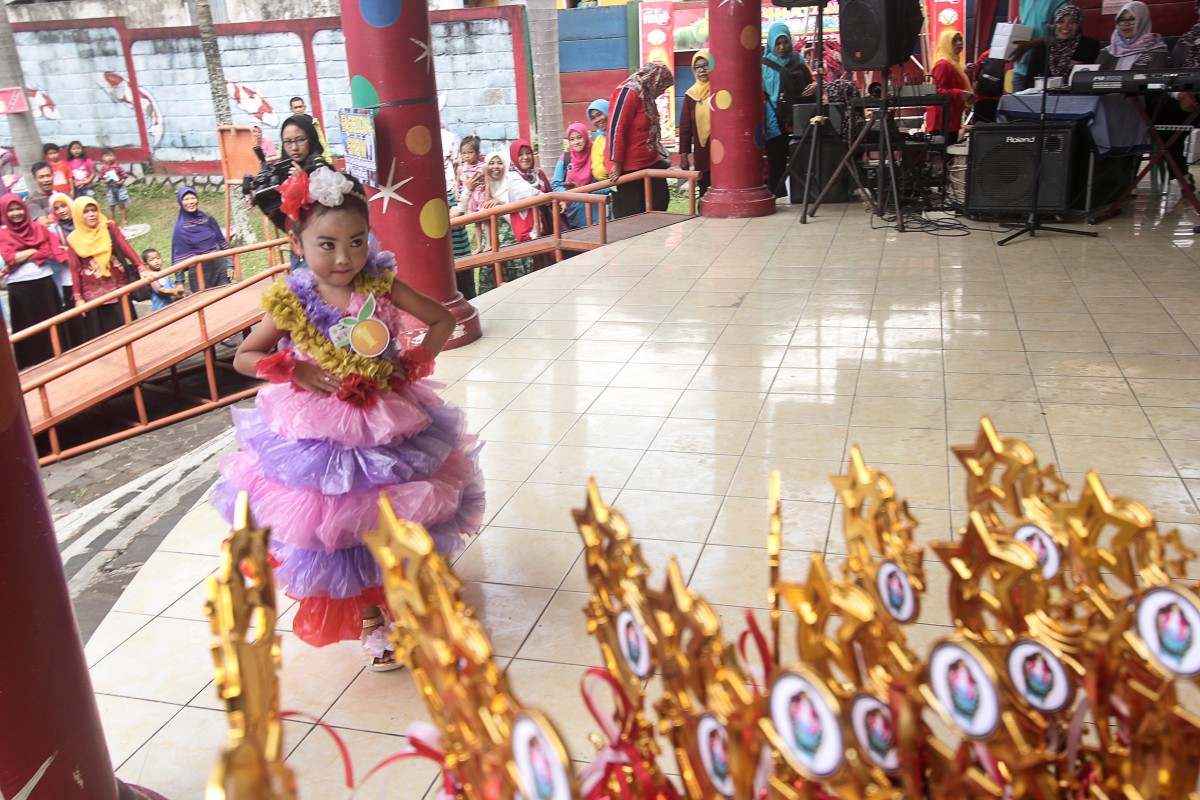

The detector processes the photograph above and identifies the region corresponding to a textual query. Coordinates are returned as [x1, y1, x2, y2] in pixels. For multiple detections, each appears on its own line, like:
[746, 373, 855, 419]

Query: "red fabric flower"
[279, 170, 311, 221]
[335, 372, 379, 408]
[399, 346, 435, 385]
[255, 350, 296, 384]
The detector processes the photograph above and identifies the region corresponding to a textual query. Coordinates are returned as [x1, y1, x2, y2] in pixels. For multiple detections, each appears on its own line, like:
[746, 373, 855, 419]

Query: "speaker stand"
[876, 72, 908, 231]
[997, 50, 1096, 245]
[772, 2, 838, 223]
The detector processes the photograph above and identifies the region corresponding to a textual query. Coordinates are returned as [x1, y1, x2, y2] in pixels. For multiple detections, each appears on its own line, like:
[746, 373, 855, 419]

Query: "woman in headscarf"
[679, 50, 713, 198]
[278, 114, 328, 178]
[42, 190, 84, 350]
[171, 187, 232, 292]
[250, 124, 279, 161]
[65, 196, 146, 340]
[606, 62, 675, 218]
[1028, 5, 1102, 81]
[586, 98, 611, 181]
[927, 29, 975, 145]
[824, 69, 866, 146]
[1099, 1, 1168, 70]
[762, 23, 813, 197]
[508, 139, 553, 242]
[476, 149, 540, 292]
[0, 194, 66, 367]
[553, 122, 600, 229]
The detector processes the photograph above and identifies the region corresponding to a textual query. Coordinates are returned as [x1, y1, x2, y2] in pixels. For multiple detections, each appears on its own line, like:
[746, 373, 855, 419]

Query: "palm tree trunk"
[525, 0, 564, 172]
[0, 5, 42, 176]
[194, 0, 256, 245]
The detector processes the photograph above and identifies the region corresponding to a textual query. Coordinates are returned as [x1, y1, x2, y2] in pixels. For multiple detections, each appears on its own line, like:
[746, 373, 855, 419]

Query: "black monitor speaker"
[789, 126, 849, 205]
[840, 0, 924, 71]
[966, 121, 1076, 216]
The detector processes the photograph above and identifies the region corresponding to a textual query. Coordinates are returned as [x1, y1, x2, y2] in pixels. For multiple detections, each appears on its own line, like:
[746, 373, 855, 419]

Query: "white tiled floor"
[89, 198, 1200, 797]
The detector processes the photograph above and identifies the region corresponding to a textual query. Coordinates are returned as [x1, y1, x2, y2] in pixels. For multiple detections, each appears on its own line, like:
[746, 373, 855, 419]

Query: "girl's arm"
[233, 316, 342, 395]
[68, 249, 85, 303]
[391, 279, 456, 358]
[551, 154, 571, 191]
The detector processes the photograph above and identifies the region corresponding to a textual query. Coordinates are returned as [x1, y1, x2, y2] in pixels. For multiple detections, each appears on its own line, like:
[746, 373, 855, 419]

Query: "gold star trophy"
[364, 497, 579, 800]
[204, 492, 296, 800]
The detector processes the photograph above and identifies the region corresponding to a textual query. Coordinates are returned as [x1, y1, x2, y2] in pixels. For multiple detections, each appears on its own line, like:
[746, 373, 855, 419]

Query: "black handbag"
[108, 224, 151, 302]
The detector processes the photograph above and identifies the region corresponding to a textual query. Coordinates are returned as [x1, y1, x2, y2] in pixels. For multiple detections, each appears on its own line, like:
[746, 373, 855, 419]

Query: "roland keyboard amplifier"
[966, 121, 1076, 216]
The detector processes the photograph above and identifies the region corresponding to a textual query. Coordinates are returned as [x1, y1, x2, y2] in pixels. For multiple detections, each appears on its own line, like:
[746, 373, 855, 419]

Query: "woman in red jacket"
[66, 196, 148, 340]
[606, 62, 675, 219]
[926, 29, 975, 145]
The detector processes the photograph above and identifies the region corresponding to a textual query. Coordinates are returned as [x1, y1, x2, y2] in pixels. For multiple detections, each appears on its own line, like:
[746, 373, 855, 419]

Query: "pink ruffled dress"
[212, 267, 484, 646]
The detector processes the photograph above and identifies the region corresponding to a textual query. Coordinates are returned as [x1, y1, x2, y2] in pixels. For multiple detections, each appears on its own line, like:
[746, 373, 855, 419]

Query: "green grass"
[123, 183, 276, 279]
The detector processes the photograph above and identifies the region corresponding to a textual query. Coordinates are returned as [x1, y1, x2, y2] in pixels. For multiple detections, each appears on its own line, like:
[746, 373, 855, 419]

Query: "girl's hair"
[291, 170, 370, 239]
[67, 141, 85, 157]
[461, 135, 481, 153]
[101, 146, 115, 156]
[43, 143, 59, 155]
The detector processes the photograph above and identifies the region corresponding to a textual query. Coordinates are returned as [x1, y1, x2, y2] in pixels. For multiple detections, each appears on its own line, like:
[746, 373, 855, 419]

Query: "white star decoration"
[1, 753, 55, 800]
[412, 38, 432, 73]
[369, 158, 414, 215]
[718, 0, 744, 12]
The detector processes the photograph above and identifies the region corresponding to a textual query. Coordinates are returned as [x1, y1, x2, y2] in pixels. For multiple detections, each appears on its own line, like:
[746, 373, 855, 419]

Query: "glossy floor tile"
[83, 198, 1200, 797]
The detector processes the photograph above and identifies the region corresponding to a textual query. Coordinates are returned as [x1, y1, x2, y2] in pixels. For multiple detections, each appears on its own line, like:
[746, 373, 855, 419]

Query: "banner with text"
[639, 0, 677, 147]
[338, 108, 377, 188]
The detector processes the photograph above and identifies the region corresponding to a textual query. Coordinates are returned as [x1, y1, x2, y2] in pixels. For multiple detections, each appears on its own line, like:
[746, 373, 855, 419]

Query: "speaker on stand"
[966, 121, 1076, 217]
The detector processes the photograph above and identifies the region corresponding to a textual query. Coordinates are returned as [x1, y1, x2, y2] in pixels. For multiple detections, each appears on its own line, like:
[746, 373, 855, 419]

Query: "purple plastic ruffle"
[231, 403, 466, 495]
[272, 542, 381, 600]
[212, 444, 482, 554]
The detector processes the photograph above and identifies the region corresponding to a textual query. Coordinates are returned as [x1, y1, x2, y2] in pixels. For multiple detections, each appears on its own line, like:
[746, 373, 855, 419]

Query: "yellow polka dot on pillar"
[741, 26, 759, 50]
[420, 198, 449, 239]
[715, 90, 732, 110]
[406, 125, 433, 155]
[711, 139, 724, 165]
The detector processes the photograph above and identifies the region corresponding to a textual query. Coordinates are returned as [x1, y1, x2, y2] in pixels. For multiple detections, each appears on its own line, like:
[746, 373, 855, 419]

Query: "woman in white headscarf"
[475, 149, 541, 292]
[1099, 1, 1168, 70]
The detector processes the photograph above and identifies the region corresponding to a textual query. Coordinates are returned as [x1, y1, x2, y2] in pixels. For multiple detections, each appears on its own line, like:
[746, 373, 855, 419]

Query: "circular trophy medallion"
[876, 560, 918, 623]
[929, 640, 1000, 740]
[849, 693, 899, 773]
[511, 712, 573, 800]
[1006, 638, 1073, 714]
[695, 713, 735, 798]
[769, 668, 845, 780]
[1136, 585, 1200, 677]
[1013, 524, 1061, 580]
[615, 607, 652, 679]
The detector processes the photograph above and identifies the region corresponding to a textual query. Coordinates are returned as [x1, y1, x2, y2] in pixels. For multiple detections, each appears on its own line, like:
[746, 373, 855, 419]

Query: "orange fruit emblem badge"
[341, 295, 391, 357]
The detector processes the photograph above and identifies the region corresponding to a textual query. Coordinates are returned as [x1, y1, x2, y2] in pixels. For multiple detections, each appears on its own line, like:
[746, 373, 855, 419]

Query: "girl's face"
[54, 201, 71, 221]
[486, 155, 505, 180]
[588, 109, 608, 131]
[281, 123, 311, 164]
[82, 204, 99, 227]
[694, 58, 710, 82]
[568, 131, 587, 153]
[1056, 15, 1080, 39]
[517, 146, 534, 172]
[6, 202, 25, 226]
[1116, 11, 1137, 36]
[69, 143, 84, 159]
[292, 206, 369, 288]
[181, 193, 199, 213]
[251, 126, 262, 143]
[774, 35, 791, 59]
[461, 146, 480, 165]
[952, 35, 963, 54]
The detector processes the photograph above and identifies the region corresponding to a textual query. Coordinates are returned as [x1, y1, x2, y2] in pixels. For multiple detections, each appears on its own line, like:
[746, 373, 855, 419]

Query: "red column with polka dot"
[340, 0, 480, 347]
[701, 0, 776, 218]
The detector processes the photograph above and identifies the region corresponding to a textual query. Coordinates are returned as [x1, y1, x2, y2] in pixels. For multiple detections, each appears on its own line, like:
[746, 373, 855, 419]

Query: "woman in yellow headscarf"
[926, 29, 974, 144]
[678, 49, 713, 197]
[65, 195, 147, 339]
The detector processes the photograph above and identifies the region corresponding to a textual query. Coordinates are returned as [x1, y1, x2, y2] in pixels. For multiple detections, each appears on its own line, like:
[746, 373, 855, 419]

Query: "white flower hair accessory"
[308, 166, 355, 208]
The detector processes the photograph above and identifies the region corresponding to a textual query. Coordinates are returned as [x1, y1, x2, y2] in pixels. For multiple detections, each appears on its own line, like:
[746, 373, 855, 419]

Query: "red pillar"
[340, 0, 481, 348]
[701, 0, 776, 219]
[0, 326, 116, 798]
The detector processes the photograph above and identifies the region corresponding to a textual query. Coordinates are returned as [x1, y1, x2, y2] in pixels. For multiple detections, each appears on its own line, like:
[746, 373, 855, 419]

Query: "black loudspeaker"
[840, 0, 924, 71]
[966, 121, 1075, 216]
[789, 128, 849, 204]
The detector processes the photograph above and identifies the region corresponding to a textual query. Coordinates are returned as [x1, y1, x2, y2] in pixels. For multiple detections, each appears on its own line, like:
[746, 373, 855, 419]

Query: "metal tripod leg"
[812, 113, 879, 216]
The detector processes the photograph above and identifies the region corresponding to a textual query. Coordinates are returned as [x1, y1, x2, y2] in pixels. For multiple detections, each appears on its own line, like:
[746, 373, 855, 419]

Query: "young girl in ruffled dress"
[213, 166, 485, 670]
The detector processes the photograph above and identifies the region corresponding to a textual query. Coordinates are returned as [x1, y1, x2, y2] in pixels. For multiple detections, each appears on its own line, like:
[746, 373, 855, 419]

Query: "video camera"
[242, 146, 293, 219]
